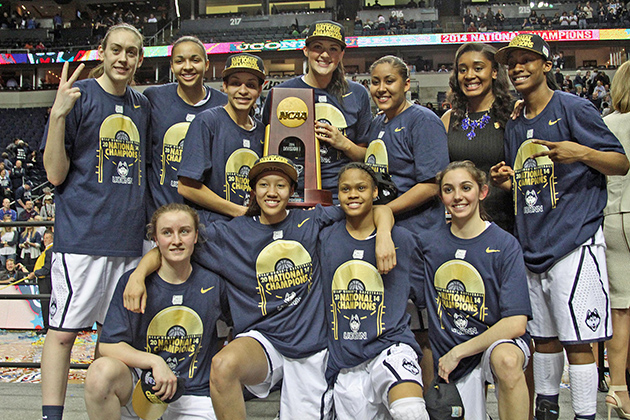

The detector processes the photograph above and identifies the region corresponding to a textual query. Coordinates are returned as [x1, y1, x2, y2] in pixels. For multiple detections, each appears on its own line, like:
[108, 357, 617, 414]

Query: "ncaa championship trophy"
[264, 87, 333, 207]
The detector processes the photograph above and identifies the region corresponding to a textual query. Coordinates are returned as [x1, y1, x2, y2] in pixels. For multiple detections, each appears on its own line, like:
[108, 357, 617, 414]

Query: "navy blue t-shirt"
[41, 78, 149, 257]
[100, 263, 229, 397]
[178, 107, 264, 227]
[504, 91, 625, 273]
[418, 222, 531, 381]
[262, 77, 372, 197]
[366, 105, 449, 235]
[319, 222, 422, 382]
[144, 83, 227, 217]
[196, 205, 344, 359]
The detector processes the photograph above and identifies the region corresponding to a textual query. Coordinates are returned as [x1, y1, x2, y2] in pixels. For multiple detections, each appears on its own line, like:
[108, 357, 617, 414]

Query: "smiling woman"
[262, 20, 372, 200]
[144, 36, 228, 222]
[175, 52, 266, 227]
[40, 23, 150, 420]
[442, 42, 514, 233]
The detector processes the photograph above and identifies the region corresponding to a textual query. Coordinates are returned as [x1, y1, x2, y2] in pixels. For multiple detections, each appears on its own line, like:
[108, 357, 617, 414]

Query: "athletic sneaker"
[535, 400, 559, 420]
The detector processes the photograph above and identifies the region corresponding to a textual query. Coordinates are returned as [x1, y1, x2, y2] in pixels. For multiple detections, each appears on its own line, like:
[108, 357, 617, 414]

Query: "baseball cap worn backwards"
[306, 20, 346, 49]
[249, 155, 299, 188]
[495, 33, 551, 65]
[222, 53, 266, 81]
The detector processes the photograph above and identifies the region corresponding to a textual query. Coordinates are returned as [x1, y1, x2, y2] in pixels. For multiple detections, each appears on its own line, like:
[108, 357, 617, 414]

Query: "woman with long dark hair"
[441, 42, 514, 232]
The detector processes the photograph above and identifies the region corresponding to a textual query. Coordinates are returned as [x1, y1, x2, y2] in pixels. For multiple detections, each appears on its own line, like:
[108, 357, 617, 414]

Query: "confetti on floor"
[0, 329, 96, 383]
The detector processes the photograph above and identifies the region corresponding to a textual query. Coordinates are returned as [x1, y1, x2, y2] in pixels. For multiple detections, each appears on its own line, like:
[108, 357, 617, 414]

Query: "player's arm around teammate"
[85, 204, 227, 420]
[321, 162, 428, 420]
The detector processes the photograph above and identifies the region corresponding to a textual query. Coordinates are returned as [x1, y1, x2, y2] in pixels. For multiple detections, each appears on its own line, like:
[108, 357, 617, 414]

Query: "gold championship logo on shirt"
[225, 148, 259, 204]
[513, 139, 557, 215]
[161, 122, 189, 186]
[146, 306, 204, 379]
[277, 97, 308, 128]
[230, 54, 264, 73]
[98, 114, 141, 185]
[255, 240, 313, 316]
[311, 22, 343, 42]
[331, 260, 385, 341]
[364, 140, 389, 175]
[434, 260, 487, 335]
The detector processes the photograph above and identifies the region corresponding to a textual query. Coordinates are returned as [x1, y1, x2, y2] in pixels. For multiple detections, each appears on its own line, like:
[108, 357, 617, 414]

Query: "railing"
[146, 18, 180, 46]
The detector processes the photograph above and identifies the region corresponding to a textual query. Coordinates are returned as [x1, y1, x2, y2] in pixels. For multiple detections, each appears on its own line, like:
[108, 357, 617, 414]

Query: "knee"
[84, 358, 124, 401]
[210, 351, 241, 391]
[492, 351, 524, 387]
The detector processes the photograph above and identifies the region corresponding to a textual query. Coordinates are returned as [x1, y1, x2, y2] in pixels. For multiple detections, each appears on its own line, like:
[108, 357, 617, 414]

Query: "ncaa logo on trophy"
[264, 87, 333, 207]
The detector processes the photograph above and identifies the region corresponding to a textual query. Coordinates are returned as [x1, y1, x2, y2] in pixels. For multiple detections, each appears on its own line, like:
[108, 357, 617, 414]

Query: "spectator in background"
[495, 8, 505, 29]
[540, 13, 551, 28]
[40, 195, 55, 221]
[0, 198, 16, 221]
[0, 168, 11, 199]
[14, 181, 32, 217]
[554, 67, 564, 85]
[0, 258, 28, 284]
[11, 160, 25, 190]
[560, 10, 570, 25]
[18, 200, 37, 221]
[19, 219, 41, 271]
[3, 153, 13, 171]
[0, 214, 18, 266]
[27, 229, 53, 332]
[569, 10, 579, 25]
[574, 69, 585, 89]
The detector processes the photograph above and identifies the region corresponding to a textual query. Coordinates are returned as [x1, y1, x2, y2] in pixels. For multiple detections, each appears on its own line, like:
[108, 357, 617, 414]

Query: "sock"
[568, 363, 597, 418]
[42, 405, 64, 420]
[533, 351, 564, 402]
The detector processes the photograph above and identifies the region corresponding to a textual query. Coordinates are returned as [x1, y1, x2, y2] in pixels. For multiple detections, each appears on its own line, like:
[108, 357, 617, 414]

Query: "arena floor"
[0, 330, 615, 419]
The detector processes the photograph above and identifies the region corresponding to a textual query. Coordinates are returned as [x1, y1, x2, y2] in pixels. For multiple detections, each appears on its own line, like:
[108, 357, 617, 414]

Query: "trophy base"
[288, 189, 333, 208]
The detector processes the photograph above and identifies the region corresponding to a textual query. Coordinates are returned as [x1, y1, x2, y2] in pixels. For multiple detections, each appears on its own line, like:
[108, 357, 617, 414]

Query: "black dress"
[447, 109, 515, 233]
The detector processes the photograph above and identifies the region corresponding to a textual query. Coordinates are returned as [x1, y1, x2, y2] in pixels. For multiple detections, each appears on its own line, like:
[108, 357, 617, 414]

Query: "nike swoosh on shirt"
[134, 104, 141, 109]
[298, 218, 310, 228]
[342, 92, 353, 97]
[201, 286, 215, 294]
[548, 118, 561, 125]
[394, 127, 405, 132]
[485, 247, 500, 253]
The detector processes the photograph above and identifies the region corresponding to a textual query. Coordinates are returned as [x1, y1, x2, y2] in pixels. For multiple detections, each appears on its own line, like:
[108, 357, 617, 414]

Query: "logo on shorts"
[50, 299, 57, 317]
[402, 358, 420, 375]
[585, 308, 601, 331]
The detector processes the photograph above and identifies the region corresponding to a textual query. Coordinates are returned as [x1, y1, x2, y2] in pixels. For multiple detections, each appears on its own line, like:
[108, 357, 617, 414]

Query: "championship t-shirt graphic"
[225, 148, 258, 205]
[330, 260, 385, 342]
[160, 122, 188, 187]
[146, 306, 204, 379]
[434, 259, 487, 336]
[98, 114, 142, 185]
[512, 139, 557, 216]
[255, 240, 313, 316]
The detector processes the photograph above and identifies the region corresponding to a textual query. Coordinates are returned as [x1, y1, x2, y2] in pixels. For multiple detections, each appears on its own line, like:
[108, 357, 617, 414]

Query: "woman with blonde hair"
[603, 60, 630, 420]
